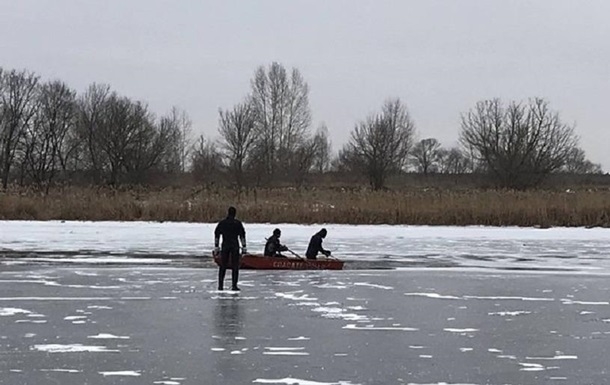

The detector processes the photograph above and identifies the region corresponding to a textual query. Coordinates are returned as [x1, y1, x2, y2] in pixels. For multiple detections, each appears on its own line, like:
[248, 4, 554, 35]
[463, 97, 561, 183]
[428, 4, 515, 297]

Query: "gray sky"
[2, 0, 609, 170]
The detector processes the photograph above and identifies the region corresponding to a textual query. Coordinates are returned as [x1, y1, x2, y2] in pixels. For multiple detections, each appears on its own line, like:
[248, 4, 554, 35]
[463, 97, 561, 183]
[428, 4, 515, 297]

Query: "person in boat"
[264, 228, 289, 258]
[214, 206, 247, 291]
[305, 228, 331, 260]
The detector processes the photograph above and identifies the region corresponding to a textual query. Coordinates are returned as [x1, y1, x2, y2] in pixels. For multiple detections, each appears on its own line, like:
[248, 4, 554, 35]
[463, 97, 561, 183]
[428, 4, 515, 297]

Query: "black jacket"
[305, 231, 328, 259]
[214, 216, 246, 249]
[264, 235, 288, 257]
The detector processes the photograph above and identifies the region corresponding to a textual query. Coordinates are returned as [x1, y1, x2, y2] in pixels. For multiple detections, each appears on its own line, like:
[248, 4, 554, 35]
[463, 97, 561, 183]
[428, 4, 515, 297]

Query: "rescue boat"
[212, 252, 344, 270]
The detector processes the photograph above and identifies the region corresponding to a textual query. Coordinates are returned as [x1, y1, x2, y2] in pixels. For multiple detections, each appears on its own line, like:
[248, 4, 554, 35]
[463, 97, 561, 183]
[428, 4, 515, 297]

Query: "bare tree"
[342, 98, 415, 190]
[78, 90, 170, 185]
[437, 147, 472, 174]
[191, 135, 224, 183]
[218, 101, 256, 188]
[158, 107, 193, 173]
[22, 80, 77, 191]
[0, 69, 39, 189]
[410, 138, 442, 174]
[312, 123, 332, 173]
[460, 98, 578, 189]
[287, 138, 317, 187]
[334, 146, 364, 173]
[76, 83, 111, 180]
[249, 62, 312, 182]
[562, 147, 602, 174]
[106, 97, 168, 184]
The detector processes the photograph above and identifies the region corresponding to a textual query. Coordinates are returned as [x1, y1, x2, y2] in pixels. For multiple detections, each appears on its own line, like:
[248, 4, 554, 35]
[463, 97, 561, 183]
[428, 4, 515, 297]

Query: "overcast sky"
[2, 1, 609, 170]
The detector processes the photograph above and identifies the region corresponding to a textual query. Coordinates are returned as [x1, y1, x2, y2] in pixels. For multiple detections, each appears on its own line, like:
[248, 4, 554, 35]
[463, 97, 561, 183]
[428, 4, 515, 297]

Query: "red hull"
[212, 252, 344, 270]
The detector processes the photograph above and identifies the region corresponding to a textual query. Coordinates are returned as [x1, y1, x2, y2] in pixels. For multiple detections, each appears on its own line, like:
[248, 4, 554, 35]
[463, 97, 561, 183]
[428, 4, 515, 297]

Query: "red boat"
[212, 252, 344, 270]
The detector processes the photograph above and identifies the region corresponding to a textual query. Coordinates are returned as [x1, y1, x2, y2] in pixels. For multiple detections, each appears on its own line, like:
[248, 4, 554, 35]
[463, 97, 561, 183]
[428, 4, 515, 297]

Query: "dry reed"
[1, 186, 609, 227]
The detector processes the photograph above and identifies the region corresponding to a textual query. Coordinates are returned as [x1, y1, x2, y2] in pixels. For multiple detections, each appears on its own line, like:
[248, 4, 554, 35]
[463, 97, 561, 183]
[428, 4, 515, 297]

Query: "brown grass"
[1, 186, 609, 227]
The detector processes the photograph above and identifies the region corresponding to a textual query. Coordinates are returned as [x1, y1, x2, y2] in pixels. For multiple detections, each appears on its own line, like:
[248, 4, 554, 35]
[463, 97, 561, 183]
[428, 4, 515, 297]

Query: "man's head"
[273, 228, 281, 237]
[320, 228, 327, 238]
[227, 206, 237, 218]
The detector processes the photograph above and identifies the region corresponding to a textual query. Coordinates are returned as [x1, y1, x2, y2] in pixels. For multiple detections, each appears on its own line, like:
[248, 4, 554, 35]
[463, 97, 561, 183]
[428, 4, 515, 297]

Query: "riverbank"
[1, 186, 609, 227]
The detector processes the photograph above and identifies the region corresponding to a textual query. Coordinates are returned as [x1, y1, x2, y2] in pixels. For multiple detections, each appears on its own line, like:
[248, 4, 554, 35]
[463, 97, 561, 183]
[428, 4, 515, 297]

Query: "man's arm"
[214, 223, 221, 248]
[317, 237, 330, 256]
[239, 222, 247, 252]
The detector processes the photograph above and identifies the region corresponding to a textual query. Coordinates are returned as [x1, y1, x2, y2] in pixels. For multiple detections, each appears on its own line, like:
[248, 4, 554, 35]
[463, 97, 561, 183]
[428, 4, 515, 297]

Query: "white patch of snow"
[74, 271, 99, 276]
[519, 362, 545, 371]
[406, 383, 478, 385]
[464, 295, 553, 302]
[265, 347, 306, 351]
[404, 293, 461, 300]
[353, 282, 393, 290]
[444, 328, 478, 333]
[88, 333, 129, 339]
[32, 344, 119, 353]
[343, 324, 418, 331]
[0, 297, 113, 301]
[262, 352, 310, 356]
[0, 308, 32, 316]
[253, 379, 361, 385]
[40, 369, 81, 373]
[276, 292, 318, 301]
[497, 355, 516, 359]
[99, 370, 141, 376]
[488, 311, 531, 316]
[64, 316, 87, 320]
[561, 299, 609, 305]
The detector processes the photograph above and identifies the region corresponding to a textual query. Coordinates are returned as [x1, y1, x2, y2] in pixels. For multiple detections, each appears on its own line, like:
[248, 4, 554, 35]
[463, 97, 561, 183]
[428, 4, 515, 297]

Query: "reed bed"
[1, 186, 609, 227]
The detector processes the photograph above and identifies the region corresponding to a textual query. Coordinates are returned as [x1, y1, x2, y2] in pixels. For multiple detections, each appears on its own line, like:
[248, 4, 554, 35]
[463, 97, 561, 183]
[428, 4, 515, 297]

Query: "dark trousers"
[218, 247, 240, 289]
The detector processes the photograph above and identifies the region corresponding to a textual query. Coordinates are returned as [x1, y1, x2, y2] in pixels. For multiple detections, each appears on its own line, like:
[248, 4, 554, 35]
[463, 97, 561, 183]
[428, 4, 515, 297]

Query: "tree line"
[0, 63, 602, 193]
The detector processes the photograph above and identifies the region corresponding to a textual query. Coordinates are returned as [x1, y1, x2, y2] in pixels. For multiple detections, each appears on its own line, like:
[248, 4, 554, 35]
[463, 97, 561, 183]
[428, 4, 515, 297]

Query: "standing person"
[214, 206, 247, 291]
[305, 228, 331, 260]
[264, 228, 288, 257]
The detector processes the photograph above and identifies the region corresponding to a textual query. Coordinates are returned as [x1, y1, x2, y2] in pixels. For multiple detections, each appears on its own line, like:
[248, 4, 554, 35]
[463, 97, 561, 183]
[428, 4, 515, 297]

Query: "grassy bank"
[1, 186, 609, 227]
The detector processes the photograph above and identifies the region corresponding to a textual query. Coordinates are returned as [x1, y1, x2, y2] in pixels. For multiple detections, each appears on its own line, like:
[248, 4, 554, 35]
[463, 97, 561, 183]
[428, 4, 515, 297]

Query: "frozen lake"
[1, 221, 610, 384]
[2, 221, 610, 273]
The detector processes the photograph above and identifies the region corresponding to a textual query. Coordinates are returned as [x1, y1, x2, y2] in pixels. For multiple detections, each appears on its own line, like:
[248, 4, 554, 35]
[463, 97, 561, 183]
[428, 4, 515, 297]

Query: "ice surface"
[2, 221, 609, 384]
[3, 220, 610, 272]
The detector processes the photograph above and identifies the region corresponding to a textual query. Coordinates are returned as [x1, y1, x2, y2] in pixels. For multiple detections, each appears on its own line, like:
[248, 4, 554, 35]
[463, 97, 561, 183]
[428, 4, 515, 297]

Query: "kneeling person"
[305, 228, 331, 260]
[264, 228, 289, 258]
